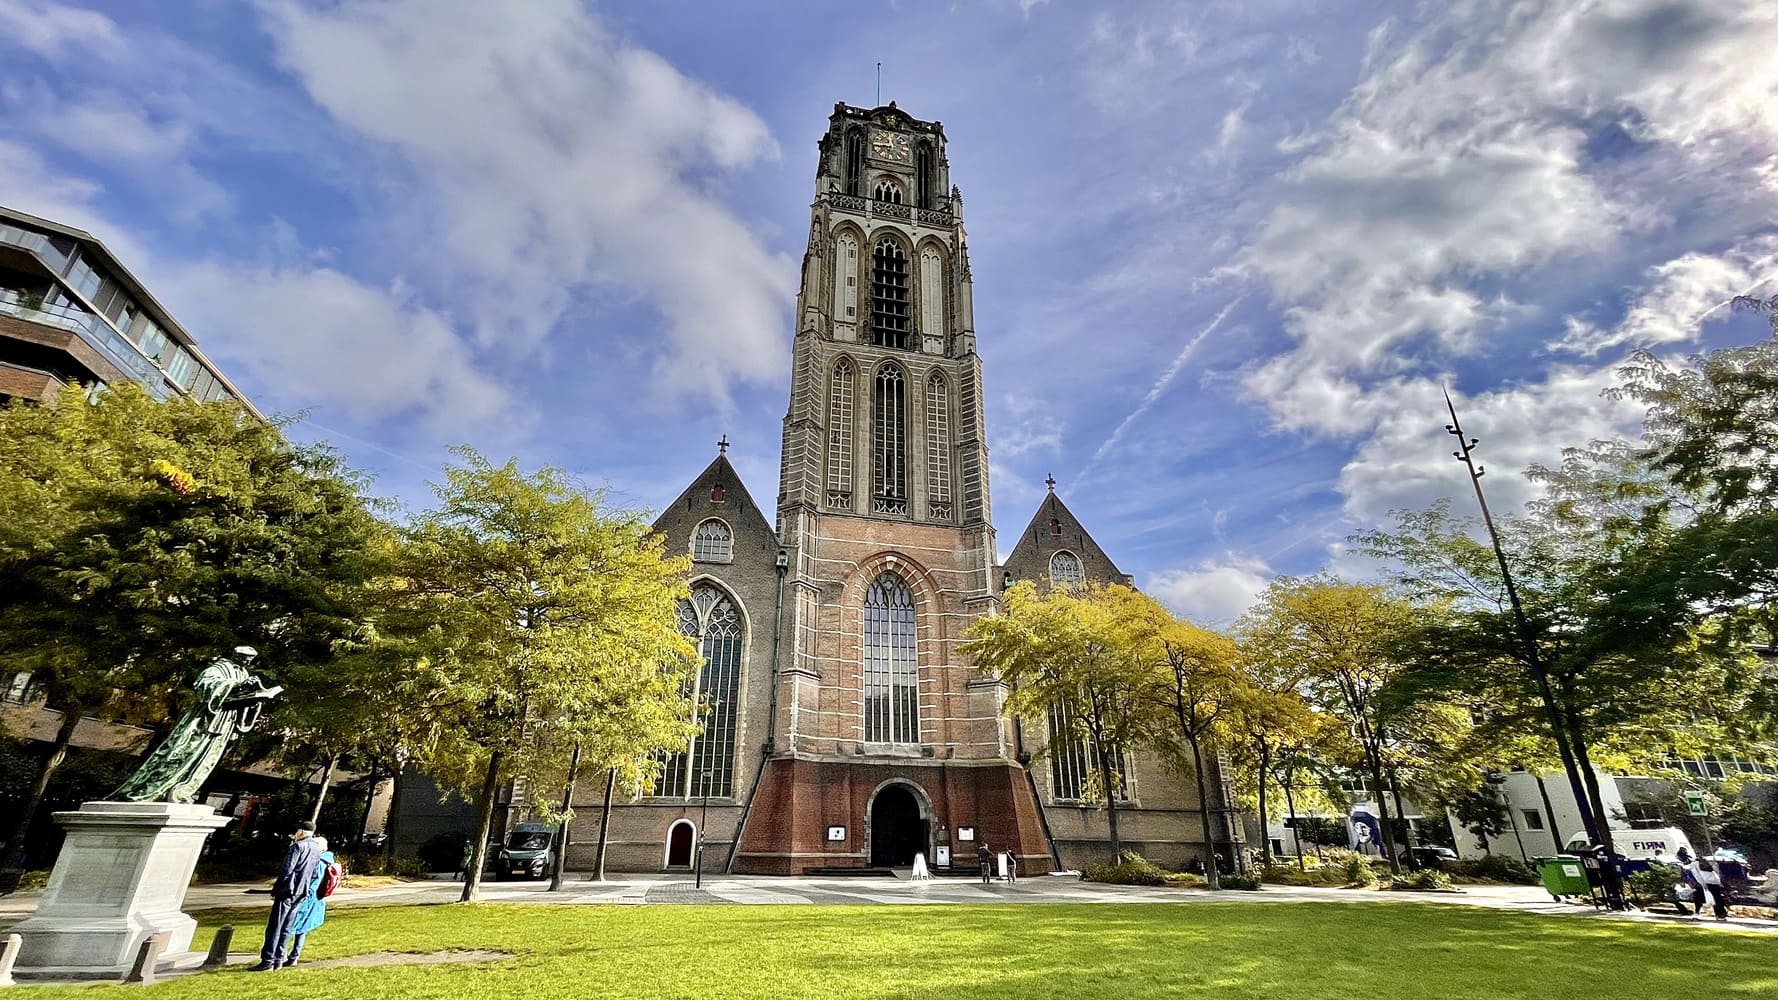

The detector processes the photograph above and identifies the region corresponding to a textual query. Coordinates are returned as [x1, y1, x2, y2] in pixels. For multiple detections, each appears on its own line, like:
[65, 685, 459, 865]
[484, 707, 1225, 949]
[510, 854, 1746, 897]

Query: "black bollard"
[203, 925, 235, 969]
[125, 931, 172, 985]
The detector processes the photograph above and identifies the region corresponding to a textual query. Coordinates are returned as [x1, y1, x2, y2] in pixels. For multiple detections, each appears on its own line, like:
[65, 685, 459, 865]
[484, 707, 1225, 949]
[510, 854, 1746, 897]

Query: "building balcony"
[0, 359, 66, 402]
[826, 193, 954, 227]
[0, 289, 177, 397]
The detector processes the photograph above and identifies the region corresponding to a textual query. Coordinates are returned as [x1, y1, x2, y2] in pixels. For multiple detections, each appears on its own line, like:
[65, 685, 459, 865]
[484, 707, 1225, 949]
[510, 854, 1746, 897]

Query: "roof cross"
[717, 435, 730, 456]
[1045, 474, 1057, 492]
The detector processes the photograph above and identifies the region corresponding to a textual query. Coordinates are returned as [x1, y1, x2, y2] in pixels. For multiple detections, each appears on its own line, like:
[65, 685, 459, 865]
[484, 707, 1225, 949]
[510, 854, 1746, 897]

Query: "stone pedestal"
[11, 801, 229, 978]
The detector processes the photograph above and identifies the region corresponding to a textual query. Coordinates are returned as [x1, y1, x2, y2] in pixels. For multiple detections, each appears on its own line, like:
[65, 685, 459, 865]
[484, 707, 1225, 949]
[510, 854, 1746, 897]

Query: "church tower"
[735, 103, 1048, 874]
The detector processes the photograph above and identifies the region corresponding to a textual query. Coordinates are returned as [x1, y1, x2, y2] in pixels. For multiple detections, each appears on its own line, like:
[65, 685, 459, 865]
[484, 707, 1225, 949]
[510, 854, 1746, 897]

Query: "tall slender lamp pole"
[695, 769, 712, 889]
[1444, 390, 1601, 846]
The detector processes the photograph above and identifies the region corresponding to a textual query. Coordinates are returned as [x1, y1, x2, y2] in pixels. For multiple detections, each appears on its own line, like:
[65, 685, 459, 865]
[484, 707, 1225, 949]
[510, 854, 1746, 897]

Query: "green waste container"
[1536, 856, 1591, 899]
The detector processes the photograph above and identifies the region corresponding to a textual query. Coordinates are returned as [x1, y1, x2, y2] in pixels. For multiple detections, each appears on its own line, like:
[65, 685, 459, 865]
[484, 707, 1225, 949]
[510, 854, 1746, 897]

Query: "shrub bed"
[1081, 851, 1171, 886]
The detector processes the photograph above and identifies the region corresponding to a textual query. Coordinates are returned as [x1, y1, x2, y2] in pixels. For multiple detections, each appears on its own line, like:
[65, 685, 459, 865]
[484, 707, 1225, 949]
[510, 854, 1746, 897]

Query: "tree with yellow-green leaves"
[0, 382, 383, 872]
[378, 448, 699, 902]
[962, 581, 1154, 861]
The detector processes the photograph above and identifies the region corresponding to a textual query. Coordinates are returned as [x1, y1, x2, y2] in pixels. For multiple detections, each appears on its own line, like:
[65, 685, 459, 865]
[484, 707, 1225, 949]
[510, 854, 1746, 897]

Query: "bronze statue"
[113, 647, 282, 804]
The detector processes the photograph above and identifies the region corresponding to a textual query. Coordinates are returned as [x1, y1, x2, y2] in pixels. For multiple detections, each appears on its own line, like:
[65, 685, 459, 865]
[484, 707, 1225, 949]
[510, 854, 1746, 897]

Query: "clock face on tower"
[870, 129, 911, 162]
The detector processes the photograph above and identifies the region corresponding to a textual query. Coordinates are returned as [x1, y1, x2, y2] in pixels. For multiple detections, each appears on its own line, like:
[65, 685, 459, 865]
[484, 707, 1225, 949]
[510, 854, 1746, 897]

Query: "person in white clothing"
[1693, 858, 1728, 920]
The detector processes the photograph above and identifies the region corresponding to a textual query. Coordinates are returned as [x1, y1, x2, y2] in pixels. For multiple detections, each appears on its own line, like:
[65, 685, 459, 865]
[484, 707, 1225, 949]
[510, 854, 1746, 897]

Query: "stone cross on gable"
[1045, 474, 1056, 492]
[718, 435, 730, 456]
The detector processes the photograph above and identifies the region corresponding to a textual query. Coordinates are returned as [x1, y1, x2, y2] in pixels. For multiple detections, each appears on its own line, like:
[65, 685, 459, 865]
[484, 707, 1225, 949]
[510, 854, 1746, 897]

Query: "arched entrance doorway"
[665, 821, 694, 869]
[869, 783, 928, 867]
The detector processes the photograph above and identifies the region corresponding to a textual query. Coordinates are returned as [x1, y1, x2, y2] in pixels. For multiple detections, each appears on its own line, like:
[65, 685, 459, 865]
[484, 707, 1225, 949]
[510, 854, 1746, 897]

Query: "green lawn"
[31, 901, 1778, 999]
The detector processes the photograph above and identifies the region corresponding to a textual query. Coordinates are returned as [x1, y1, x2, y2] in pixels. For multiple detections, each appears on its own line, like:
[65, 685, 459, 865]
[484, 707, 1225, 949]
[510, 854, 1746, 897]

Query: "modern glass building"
[0, 205, 256, 413]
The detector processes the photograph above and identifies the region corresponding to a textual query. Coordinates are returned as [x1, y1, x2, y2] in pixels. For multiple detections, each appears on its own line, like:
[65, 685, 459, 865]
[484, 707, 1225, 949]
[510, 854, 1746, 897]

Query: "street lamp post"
[1443, 390, 1603, 849]
[695, 769, 713, 889]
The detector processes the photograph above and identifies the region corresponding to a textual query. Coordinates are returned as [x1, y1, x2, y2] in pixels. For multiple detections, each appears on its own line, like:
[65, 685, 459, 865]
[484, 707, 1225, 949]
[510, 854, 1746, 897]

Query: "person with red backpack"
[284, 835, 341, 967]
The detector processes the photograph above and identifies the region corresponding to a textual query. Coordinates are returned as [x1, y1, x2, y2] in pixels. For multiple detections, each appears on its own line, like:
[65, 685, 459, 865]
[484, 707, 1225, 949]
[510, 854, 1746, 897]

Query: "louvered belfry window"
[873, 364, 906, 514]
[871, 240, 910, 348]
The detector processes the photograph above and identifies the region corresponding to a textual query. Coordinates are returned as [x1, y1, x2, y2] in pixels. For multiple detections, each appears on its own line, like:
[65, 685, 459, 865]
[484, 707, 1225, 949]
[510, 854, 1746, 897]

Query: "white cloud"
[997, 393, 1064, 457]
[158, 262, 514, 436]
[1236, 0, 1778, 440]
[1148, 555, 1272, 626]
[0, 0, 121, 57]
[257, 0, 794, 407]
[1555, 235, 1778, 355]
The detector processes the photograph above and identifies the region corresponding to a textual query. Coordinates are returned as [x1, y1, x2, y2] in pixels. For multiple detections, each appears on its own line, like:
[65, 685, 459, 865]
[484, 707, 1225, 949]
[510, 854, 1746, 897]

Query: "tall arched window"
[925, 372, 951, 520]
[1047, 701, 1130, 802]
[843, 128, 865, 196]
[870, 240, 910, 348]
[827, 359, 855, 509]
[873, 364, 906, 515]
[692, 519, 732, 562]
[1049, 550, 1084, 588]
[654, 584, 744, 799]
[863, 572, 918, 744]
[916, 142, 936, 209]
[833, 233, 858, 324]
[918, 247, 945, 341]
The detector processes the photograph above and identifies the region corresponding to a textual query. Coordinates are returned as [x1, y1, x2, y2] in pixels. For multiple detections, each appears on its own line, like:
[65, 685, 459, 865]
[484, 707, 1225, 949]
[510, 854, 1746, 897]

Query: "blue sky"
[2, 0, 1774, 624]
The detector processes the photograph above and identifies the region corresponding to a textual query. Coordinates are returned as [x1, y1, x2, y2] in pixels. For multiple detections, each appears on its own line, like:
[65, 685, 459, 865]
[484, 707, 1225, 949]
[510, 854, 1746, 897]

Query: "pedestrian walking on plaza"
[1003, 850, 1017, 884]
[1676, 848, 1707, 916]
[456, 838, 473, 881]
[284, 837, 339, 967]
[1695, 858, 1729, 920]
[252, 821, 323, 971]
[977, 843, 992, 885]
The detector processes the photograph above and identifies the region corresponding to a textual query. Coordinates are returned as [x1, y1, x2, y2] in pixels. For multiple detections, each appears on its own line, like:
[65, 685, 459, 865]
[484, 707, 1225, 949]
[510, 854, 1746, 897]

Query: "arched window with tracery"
[918, 247, 945, 341]
[870, 240, 910, 348]
[1049, 550, 1084, 588]
[874, 180, 903, 204]
[916, 142, 936, 209]
[833, 233, 858, 325]
[827, 359, 855, 509]
[843, 128, 865, 196]
[653, 584, 743, 799]
[692, 518, 731, 562]
[926, 372, 951, 520]
[863, 572, 918, 744]
[873, 363, 906, 515]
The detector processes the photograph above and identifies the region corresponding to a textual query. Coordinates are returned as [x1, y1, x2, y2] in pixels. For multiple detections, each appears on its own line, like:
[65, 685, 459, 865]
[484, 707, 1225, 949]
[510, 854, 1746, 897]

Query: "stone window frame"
[691, 517, 733, 563]
[1048, 549, 1084, 588]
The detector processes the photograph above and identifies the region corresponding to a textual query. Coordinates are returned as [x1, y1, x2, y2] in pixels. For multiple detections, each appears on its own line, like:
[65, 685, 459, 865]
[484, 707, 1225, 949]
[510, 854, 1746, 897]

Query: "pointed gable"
[1001, 487, 1132, 590]
[653, 453, 778, 566]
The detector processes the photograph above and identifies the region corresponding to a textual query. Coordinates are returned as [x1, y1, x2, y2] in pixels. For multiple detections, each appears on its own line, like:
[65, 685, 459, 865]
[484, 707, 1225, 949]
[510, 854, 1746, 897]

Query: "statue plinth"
[11, 801, 230, 979]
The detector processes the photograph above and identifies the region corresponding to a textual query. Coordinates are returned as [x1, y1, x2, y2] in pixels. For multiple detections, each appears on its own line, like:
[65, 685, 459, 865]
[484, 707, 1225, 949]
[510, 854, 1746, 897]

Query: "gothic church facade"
[576, 103, 1231, 875]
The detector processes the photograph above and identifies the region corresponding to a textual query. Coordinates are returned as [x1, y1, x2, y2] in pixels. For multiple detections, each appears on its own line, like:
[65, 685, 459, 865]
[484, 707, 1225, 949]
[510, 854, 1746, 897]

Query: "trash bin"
[1536, 856, 1591, 900]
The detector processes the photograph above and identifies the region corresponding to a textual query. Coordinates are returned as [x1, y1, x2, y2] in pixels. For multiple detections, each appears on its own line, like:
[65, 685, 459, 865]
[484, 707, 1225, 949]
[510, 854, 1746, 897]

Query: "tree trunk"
[1255, 744, 1272, 869]
[383, 764, 406, 864]
[355, 762, 380, 847]
[1568, 730, 1617, 856]
[2, 707, 82, 870]
[307, 754, 338, 828]
[1282, 777, 1305, 870]
[460, 751, 502, 903]
[1531, 771, 1561, 855]
[1096, 735, 1121, 860]
[593, 768, 617, 882]
[1367, 754, 1402, 874]
[1187, 733, 1220, 890]
[549, 743, 582, 892]
[1387, 767, 1415, 869]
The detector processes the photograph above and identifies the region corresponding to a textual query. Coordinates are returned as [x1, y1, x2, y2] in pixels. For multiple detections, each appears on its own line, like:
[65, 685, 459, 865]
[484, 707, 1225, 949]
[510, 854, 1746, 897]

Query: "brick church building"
[400, 102, 1235, 875]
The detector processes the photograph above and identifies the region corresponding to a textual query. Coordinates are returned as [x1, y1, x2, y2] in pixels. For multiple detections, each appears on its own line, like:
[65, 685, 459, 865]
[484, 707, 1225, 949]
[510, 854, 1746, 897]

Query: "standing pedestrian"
[253, 821, 323, 971]
[1003, 850, 1018, 884]
[456, 838, 473, 882]
[976, 842, 992, 885]
[1695, 858, 1729, 921]
[283, 836, 337, 967]
[1677, 848, 1707, 916]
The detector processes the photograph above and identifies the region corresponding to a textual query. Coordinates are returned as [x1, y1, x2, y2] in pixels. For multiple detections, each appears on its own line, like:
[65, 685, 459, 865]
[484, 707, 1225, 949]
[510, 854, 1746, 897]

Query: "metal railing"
[0, 223, 72, 274]
[0, 290, 175, 396]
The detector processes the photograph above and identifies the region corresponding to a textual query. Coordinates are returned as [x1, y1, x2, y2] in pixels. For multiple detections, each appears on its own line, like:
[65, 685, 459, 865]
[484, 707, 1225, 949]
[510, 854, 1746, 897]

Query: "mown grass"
[28, 900, 1778, 999]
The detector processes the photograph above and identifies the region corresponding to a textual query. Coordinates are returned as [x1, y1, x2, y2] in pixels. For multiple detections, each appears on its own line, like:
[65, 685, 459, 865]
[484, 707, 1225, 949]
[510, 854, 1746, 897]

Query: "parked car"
[1402, 846, 1460, 870]
[495, 822, 557, 880]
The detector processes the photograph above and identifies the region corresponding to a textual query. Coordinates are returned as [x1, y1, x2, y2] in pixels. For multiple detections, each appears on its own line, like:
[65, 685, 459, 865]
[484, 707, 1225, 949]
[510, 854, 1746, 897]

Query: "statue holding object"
[113, 647, 282, 805]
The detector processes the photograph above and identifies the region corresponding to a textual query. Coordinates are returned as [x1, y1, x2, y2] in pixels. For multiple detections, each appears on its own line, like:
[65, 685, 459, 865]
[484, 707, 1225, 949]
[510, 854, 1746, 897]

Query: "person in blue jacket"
[284, 836, 335, 967]
[253, 821, 322, 971]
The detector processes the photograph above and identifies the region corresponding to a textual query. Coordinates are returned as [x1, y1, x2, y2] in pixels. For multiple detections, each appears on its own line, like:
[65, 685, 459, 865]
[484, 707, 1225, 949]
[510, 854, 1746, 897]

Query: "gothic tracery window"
[873, 364, 906, 514]
[1047, 701, 1130, 802]
[925, 372, 951, 519]
[654, 584, 743, 799]
[1049, 550, 1084, 588]
[874, 180, 903, 204]
[916, 143, 936, 209]
[827, 359, 855, 508]
[863, 572, 919, 744]
[692, 518, 732, 562]
[870, 240, 910, 348]
[843, 128, 865, 196]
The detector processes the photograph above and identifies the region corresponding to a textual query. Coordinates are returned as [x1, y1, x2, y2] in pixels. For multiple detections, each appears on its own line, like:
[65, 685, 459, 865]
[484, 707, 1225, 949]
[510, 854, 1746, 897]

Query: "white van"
[1562, 827, 1696, 862]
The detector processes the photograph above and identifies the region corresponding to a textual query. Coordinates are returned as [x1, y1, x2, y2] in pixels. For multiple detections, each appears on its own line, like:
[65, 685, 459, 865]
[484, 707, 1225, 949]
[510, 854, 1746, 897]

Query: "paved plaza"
[5, 872, 1772, 934]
